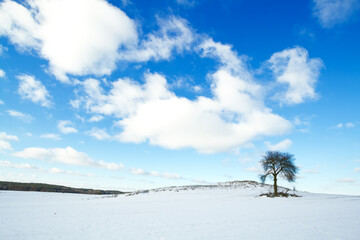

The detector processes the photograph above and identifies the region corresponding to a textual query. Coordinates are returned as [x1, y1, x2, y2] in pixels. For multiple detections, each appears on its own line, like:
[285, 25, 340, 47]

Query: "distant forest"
[0, 181, 126, 195]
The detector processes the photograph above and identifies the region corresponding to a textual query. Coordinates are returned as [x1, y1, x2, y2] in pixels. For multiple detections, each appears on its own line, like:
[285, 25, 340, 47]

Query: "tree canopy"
[259, 151, 299, 196]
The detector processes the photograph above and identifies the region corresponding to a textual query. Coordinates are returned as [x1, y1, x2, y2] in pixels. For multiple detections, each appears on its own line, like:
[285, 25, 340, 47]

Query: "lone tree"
[259, 151, 298, 196]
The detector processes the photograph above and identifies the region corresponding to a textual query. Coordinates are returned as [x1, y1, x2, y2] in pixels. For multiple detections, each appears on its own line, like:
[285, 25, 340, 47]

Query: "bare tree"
[259, 151, 298, 196]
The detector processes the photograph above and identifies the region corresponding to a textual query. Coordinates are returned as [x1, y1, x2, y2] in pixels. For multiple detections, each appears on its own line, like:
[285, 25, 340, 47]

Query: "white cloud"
[0, 160, 34, 170]
[176, 0, 196, 7]
[7, 109, 33, 122]
[118, 17, 194, 62]
[294, 116, 310, 126]
[88, 115, 104, 122]
[0, 0, 40, 49]
[130, 167, 181, 180]
[0, 132, 19, 151]
[161, 172, 181, 180]
[0, 2, 195, 83]
[0, 160, 93, 177]
[0, 45, 7, 78]
[334, 122, 356, 128]
[40, 133, 61, 140]
[49, 167, 64, 174]
[337, 177, 356, 183]
[264, 139, 293, 151]
[88, 128, 112, 140]
[17, 74, 52, 107]
[313, 0, 360, 28]
[346, 122, 356, 128]
[193, 85, 202, 92]
[73, 39, 293, 153]
[57, 120, 78, 134]
[120, 0, 132, 7]
[0, 0, 138, 82]
[198, 38, 247, 72]
[48, 167, 90, 176]
[0, 99, 4, 104]
[0, 44, 5, 55]
[0, 132, 20, 141]
[75, 114, 85, 123]
[355, 167, 360, 172]
[74, 74, 291, 153]
[130, 168, 147, 175]
[268, 47, 323, 105]
[293, 116, 312, 132]
[13, 146, 123, 170]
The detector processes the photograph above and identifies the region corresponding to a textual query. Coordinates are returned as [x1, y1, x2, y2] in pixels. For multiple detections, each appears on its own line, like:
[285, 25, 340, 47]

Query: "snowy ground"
[1, 182, 359, 240]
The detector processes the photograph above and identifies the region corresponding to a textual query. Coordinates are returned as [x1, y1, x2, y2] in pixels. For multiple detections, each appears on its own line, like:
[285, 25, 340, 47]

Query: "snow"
[1, 182, 359, 240]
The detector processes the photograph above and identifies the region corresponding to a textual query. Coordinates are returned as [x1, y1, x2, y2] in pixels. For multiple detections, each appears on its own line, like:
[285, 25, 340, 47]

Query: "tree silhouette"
[259, 151, 298, 196]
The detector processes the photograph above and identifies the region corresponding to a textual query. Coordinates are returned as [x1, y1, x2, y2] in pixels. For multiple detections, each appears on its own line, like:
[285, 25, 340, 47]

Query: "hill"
[0, 181, 126, 195]
[128, 180, 290, 196]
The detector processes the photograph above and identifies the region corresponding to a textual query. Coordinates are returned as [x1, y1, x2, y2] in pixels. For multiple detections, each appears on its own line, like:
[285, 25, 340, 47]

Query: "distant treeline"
[0, 181, 126, 195]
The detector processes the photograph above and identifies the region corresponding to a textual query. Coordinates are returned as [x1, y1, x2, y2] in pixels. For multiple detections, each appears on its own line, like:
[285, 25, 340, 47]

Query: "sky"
[0, 0, 359, 195]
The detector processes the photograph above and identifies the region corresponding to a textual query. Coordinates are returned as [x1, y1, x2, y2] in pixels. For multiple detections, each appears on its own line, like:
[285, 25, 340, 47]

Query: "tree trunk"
[273, 175, 278, 196]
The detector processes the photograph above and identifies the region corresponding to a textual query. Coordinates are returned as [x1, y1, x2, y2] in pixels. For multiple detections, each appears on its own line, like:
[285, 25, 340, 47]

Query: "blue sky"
[0, 0, 359, 194]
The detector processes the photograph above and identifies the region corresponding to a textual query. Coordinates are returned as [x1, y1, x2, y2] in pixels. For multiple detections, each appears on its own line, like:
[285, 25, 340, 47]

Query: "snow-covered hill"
[1, 182, 359, 240]
[128, 180, 290, 196]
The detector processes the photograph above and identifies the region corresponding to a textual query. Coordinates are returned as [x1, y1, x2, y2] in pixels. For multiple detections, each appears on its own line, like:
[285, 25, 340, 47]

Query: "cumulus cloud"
[264, 139, 293, 151]
[57, 120, 78, 134]
[118, 16, 194, 62]
[40, 133, 61, 140]
[13, 146, 123, 170]
[0, 69, 5, 77]
[0, 132, 19, 151]
[0, 0, 40, 49]
[7, 109, 33, 122]
[313, 0, 360, 28]
[198, 38, 247, 71]
[0, 0, 138, 82]
[267, 47, 323, 105]
[17, 74, 52, 107]
[0, 1, 195, 82]
[72, 39, 293, 153]
[130, 167, 181, 180]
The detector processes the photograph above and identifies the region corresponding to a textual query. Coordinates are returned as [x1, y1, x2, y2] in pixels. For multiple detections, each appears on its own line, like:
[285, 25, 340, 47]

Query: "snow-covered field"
[1, 182, 359, 240]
